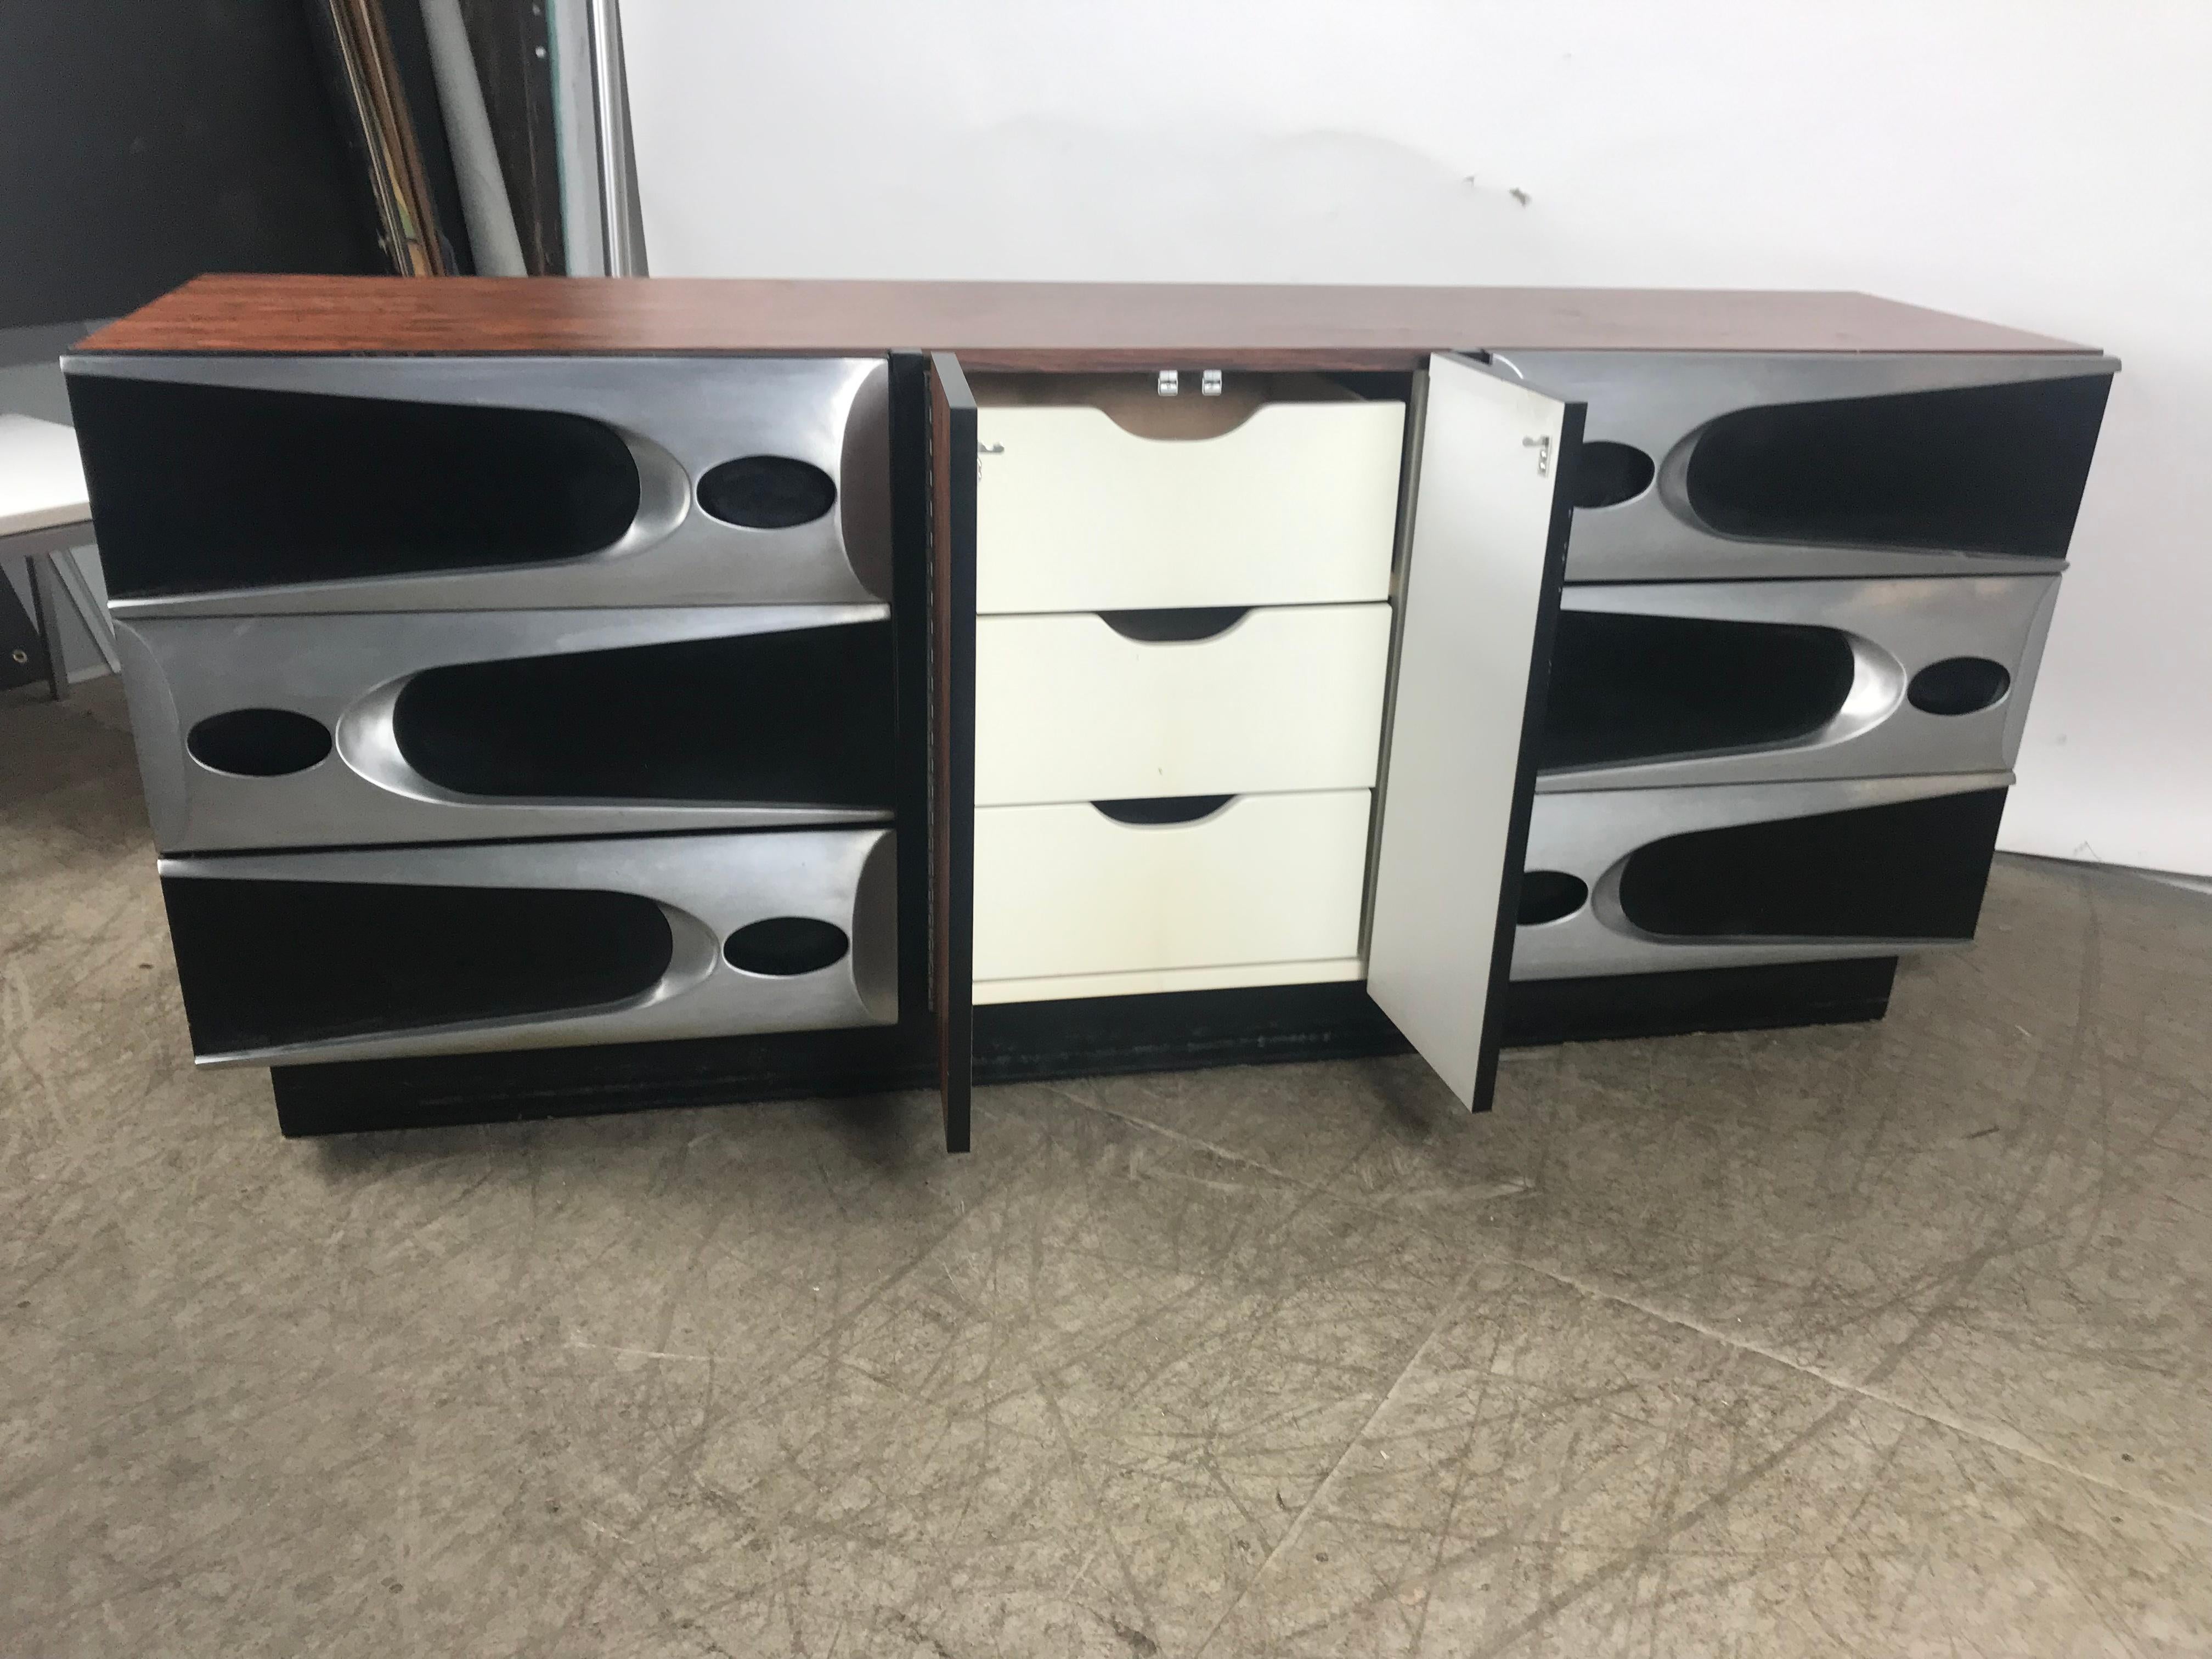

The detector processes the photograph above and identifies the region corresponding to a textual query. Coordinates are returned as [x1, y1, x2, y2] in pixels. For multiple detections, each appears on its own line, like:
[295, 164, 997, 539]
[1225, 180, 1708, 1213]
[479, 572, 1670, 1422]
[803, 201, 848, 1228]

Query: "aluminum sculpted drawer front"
[69, 353, 895, 614]
[1537, 575, 2060, 791]
[1493, 349, 2115, 582]
[1510, 773, 2011, 981]
[159, 828, 899, 1066]
[115, 605, 896, 852]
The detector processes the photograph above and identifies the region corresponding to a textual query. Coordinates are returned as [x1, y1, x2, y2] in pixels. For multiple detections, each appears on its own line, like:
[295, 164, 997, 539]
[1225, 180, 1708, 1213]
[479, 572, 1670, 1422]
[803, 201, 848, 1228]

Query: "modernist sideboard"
[64, 277, 2116, 1148]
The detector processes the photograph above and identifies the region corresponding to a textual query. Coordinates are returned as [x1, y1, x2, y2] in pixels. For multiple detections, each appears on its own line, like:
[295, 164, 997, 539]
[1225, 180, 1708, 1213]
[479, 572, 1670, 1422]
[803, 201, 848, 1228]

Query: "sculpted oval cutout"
[1570, 441, 1656, 509]
[1908, 657, 2012, 716]
[187, 708, 334, 777]
[723, 916, 851, 976]
[1517, 870, 1590, 926]
[697, 456, 837, 529]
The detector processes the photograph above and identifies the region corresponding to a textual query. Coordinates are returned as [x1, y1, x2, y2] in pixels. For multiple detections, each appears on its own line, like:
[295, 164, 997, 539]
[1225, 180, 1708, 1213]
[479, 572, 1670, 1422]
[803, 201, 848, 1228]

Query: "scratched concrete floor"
[4, 677, 2210, 1658]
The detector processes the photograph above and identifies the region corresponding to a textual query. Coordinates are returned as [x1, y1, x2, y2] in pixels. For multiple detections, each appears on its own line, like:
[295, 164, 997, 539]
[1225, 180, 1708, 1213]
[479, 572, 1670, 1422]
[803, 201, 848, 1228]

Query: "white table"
[0, 413, 109, 699]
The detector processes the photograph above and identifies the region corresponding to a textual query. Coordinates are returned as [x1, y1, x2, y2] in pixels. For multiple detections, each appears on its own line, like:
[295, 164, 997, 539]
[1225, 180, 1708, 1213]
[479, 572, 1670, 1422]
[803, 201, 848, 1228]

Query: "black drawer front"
[1616, 787, 2007, 941]
[156, 829, 899, 1067]
[390, 620, 895, 805]
[1542, 610, 1855, 770]
[1681, 376, 2111, 560]
[1491, 351, 2115, 582]
[74, 377, 642, 599]
[1511, 774, 2011, 981]
[164, 878, 672, 1056]
[66, 353, 893, 612]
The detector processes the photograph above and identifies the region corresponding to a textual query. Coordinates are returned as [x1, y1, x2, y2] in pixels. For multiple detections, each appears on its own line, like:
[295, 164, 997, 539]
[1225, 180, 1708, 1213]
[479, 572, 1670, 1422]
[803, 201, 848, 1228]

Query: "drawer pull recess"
[1092, 795, 1235, 826]
[1098, 607, 1250, 642]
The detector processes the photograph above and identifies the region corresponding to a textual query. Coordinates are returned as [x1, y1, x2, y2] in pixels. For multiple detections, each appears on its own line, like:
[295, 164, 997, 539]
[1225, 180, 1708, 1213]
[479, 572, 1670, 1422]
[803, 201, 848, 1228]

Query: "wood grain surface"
[75, 274, 2095, 365]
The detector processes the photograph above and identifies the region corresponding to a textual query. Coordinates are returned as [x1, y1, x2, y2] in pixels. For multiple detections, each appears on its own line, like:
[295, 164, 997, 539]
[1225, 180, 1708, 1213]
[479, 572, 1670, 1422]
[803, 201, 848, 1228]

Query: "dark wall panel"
[458, 0, 565, 273]
[1, 0, 382, 329]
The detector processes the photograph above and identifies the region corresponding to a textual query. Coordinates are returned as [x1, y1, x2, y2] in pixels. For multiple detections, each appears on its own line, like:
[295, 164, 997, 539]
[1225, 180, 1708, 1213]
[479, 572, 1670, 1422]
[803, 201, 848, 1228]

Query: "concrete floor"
[4, 676, 2210, 1658]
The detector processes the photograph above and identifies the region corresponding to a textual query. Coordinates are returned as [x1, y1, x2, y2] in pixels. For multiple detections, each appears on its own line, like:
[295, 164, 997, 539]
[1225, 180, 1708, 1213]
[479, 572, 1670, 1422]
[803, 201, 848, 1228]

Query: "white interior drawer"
[975, 603, 1392, 805]
[973, 791, 1373, 992]
[973, 374, 1404, 613]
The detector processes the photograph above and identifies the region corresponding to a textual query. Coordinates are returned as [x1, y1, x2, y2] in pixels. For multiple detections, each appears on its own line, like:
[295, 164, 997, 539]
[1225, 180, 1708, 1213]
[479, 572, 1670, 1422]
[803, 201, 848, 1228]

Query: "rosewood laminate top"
[76, 275, 2093, 369]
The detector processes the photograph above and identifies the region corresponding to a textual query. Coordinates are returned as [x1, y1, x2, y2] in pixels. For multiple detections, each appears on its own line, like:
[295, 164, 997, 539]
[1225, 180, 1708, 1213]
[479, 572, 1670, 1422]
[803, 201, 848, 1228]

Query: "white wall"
[623, 0, 2212, 877]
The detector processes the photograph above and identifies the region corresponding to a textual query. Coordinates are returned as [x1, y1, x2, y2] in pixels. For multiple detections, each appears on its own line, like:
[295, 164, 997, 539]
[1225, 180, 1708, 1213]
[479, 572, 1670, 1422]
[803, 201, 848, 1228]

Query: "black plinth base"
[1502, 953, 1897, 1048]
[269, 957, 1898, 1138]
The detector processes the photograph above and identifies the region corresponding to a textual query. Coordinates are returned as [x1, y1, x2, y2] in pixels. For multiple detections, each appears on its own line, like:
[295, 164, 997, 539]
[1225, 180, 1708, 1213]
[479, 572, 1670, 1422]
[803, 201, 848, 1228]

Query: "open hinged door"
[1368, 353, 1584, 1109]
[928, 353, 978, 1152]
